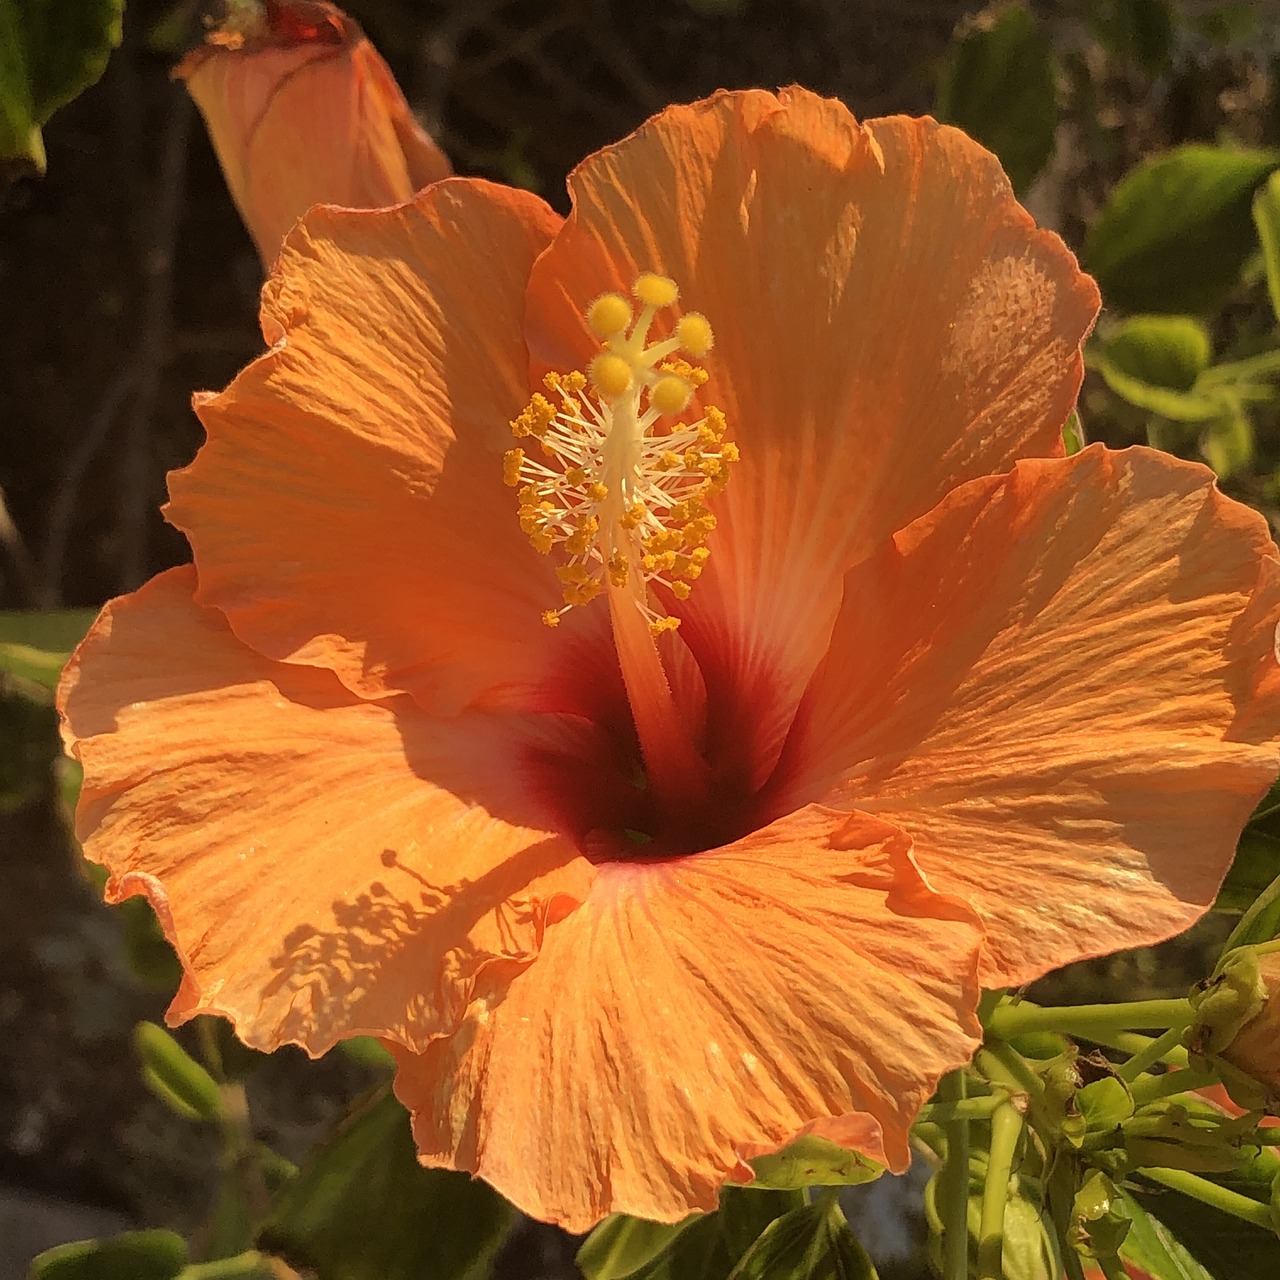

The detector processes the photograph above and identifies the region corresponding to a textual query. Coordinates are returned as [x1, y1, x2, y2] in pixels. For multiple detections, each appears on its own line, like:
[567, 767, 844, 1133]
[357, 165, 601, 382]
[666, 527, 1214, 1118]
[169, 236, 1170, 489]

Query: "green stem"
[977, 1042, 1053, 1142]
[1048, 1155, 1088, 1280]
[985, 998, 1194, 1042]
[977, 1102, 1024, 1280]
[1117, 1026, 1187, 1082]
[939, 1069, 972, 1280]
[917, 1093, 1008, 1125]
[1141, 1167, 1275, 1231]
[1129, 1067, 1218, 1108]
[979, 1042, 1045, 1101]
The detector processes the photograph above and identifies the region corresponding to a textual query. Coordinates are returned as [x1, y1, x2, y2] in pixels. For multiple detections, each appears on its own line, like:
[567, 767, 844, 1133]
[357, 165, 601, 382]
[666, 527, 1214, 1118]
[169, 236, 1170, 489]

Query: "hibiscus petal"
[525, 86, 1099, 788]
[392, 807, 981, 1230]
[57, 567, 593, 1054]
[167, 179, 564, 713]
[784, 446, 1280, 986]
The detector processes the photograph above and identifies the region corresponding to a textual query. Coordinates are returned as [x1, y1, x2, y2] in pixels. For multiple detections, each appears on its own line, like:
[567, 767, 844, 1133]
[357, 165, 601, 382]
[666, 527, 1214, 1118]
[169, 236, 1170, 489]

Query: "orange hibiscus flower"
[58, 88, 1280, 1230]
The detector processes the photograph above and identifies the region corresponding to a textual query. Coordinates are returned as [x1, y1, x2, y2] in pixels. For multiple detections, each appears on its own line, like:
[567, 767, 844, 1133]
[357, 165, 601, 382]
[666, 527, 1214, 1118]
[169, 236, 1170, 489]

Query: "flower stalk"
[939, 1068, 972, 1280]
[977, 1101, 1024, 1279]
[1141, 1167, 1276, 1231]
[985, 997, 1195, 1042]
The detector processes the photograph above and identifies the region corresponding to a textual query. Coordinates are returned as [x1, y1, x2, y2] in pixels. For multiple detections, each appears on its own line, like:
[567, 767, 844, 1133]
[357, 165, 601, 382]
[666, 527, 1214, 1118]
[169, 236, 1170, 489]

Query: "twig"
[0, 486, 44, 606]
[41, 364, 141, 606]
[117, 87, 193, 593]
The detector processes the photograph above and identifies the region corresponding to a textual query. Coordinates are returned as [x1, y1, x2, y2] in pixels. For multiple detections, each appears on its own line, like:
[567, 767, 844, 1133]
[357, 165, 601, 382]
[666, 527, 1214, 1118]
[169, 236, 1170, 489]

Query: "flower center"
[505, 273, 737, 636]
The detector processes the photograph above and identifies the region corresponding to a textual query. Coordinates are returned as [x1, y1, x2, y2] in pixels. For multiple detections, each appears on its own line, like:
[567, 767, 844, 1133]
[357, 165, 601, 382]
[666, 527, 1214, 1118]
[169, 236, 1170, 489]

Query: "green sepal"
[1071, 1171, 1131, 1261]
[746, 1134, 882, 1190]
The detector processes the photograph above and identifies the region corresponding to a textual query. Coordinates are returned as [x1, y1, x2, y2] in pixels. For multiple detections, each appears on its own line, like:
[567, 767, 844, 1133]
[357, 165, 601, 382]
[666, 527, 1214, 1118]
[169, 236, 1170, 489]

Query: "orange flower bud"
[176, 0, 450, 265]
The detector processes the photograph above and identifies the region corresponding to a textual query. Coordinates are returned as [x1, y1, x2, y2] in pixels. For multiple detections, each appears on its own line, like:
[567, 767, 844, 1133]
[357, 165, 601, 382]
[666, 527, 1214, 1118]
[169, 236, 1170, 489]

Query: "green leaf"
[727, 1197, 877, 1280]
[1084, 146, 1280, 314]
[1088, 0, 1177, 77]
[29, 1229, 189, 1280]
[1216, 829, 1280, 913]
[936, 4, 1057, 194]
[747, 1135, 882, 1190]
[134, 1021, 225, 1124]
[1063, 409, 1084, 455]
[121, 894, 185, 992]
[337, 1035, 396, 1073]
[0, 683, 57, 812]
[1199, 401, 1255, 479]
[1253, 171, 1280, 324]
[1094, 358, 1227, 421]
[0, 0, 123, 170]
[1100, 315, 1212, 391]
[1117, 1190, 1214, 1280]
[0, 607, 96, 690]
[578, 1215, 706, 1280]
[260, 1086, 511, 1280]
[1130, 1180, 1279, 1280]
[1221, 865, 1280, 954]
[577, 1189, 802, 1280]
[1197, 348, 1280, 389]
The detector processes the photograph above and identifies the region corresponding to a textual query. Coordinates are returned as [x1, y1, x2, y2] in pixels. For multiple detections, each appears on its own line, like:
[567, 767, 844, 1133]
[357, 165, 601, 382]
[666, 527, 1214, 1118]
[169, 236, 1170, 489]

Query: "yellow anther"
[721, 441, 740, 464]
[661, 358, 708, 389]
[651, 375, 693, 416]
[531, 532, 554, 554]
[676, 313, 714, 358]
[541, 610, 562, 628]
[590, 352, 633, 400]
[649, 615, 681, 636]
[565, 466, 587, 486]
[657, 450, 681, 471]
[608, 551, 629, 587]
[620, 503, 645, 530]
[502, 449, 524, 486]
[586, 481, 609, 502]
[633, 273, 679, 309]
[671, 581, 693, 600]
[511, 394, 556, 438]
[587, 293, 633, 338]
[545, 370, 586, 394]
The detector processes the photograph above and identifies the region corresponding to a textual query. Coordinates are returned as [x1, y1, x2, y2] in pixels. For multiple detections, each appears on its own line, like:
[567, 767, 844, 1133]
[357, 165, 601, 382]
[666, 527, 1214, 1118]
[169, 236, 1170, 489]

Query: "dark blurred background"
[2, 1, 1279, 1277]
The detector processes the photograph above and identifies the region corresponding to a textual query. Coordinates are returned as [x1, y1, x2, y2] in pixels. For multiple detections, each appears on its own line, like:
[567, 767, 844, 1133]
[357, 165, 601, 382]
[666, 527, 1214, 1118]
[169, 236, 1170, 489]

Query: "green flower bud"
[1186, 947, 1266, 1058]
[1072, 1171, 1131, 1261]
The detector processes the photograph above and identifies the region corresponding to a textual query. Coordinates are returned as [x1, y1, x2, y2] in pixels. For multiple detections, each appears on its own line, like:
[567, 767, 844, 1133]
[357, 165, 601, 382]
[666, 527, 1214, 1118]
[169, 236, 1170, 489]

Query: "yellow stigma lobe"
[507, 273, 735, 634]
[587, 293, 633, 338]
